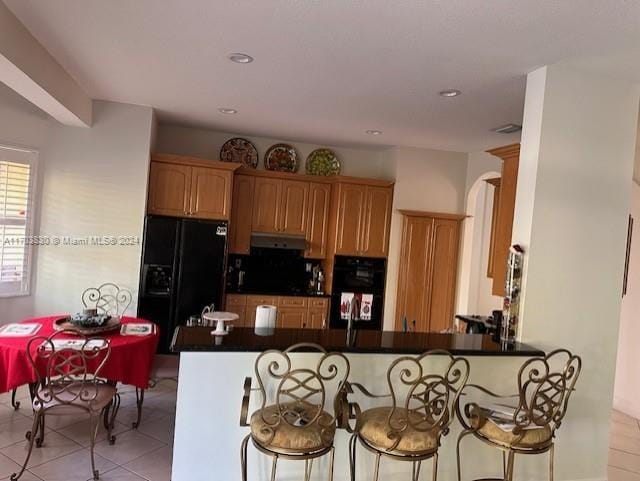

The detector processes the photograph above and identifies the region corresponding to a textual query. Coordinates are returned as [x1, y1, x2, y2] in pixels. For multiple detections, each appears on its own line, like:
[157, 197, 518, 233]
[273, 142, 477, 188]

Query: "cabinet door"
[335, 184, 367, 255]
[246, 295, 278, 326]
[395, 216, 434, 332]
[305, 183, 331, 259]
[189, 167, 232, 220]
[279, 180, 309, 235]
[147, 162, 191, 217]
[252, 177, 281, 233]
[278, 308, 307, 329]
[426, 218, 461, 332]
[361, 186, 393, 257]
[229, 175, 255, 254]
[306, 309, 327, 329]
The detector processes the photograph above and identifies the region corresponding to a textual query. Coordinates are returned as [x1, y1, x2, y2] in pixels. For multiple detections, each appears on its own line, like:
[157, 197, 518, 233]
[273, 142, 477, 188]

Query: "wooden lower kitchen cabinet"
[394, 211, 463, 333]
[225, 293, 248, 327]
[224, 294, 329, 328]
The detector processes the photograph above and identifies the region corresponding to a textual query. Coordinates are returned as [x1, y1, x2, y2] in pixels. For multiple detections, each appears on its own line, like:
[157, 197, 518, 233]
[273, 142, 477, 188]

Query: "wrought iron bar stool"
[239, 343, 351, 481]
[347, 350, 470, 481]
[455, 349, 581, 481]
[11, 329, 121, 481]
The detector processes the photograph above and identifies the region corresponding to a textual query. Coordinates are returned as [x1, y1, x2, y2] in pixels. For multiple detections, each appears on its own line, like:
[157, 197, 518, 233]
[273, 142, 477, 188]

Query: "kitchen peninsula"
[170, 326, 544, 481]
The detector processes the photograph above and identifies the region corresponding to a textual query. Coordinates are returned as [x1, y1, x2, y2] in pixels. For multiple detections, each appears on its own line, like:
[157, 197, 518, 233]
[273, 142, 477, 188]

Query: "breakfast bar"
[170, 327, 547, 481]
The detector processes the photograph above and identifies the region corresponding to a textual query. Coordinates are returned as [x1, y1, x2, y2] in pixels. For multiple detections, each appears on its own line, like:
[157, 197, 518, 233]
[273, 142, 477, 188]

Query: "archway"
[456, 171, 502, 315]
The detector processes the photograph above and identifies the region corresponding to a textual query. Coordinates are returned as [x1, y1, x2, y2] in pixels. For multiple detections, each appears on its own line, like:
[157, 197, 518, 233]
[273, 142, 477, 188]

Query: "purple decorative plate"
[220, 138, 258, 168]
[264, 144, 299, 173]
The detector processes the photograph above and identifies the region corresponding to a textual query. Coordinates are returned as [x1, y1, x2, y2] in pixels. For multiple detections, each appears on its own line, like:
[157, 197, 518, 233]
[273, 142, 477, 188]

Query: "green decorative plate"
[264, 144, 299, 172]
[305, 148, 340, 176]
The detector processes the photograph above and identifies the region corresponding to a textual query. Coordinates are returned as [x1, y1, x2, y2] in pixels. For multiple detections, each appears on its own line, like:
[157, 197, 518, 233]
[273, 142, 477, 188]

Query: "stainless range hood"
[250, 232, 307, 250]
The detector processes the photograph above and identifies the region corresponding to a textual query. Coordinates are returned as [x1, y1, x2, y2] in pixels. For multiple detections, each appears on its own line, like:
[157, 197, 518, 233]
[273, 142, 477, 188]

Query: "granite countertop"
[226, 289, 331, 298]
[171, 326, 544, 356]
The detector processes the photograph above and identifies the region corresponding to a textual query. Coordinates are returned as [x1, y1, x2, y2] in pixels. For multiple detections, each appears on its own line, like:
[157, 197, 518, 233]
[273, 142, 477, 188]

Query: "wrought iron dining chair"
[9, 284, 132, 411]
[82, 283, 132, 317]
[347, 350, 470, 481]
[239, 343, 351, 481]
[455, 349, 581, 481]
[10, 329, 121, 481]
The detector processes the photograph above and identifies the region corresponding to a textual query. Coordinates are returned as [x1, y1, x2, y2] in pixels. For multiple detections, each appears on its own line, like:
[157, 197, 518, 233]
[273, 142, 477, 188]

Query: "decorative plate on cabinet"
[264, 144, 299, 172]
[305, 148, 341, 176]
[220, 138, 259, 168]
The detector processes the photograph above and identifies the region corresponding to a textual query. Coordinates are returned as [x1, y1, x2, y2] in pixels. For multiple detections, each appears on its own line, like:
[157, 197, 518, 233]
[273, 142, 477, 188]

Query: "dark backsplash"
[227, 248, 322, 295]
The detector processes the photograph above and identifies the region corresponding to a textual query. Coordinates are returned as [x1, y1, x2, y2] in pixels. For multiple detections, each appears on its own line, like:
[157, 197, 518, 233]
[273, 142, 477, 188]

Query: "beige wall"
[155, 124, 389, 179]
[155, 124, 472, 329]
[381, 146, 468, 328]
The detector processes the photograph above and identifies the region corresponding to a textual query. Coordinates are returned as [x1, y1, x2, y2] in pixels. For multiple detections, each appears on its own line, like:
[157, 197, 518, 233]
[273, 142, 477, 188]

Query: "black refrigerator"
[137, 215, 228, 352]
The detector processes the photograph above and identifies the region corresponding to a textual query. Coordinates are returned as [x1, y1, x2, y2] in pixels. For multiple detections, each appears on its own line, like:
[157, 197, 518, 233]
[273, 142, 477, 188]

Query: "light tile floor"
[0, 381, 177, 481]
[0, 386, 637, 481]
[609, 410, 640, 481]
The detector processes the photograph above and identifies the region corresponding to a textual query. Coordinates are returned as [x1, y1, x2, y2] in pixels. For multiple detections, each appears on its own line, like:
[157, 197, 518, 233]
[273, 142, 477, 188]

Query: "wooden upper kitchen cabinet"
[334, 183, 366, 256]
[147, 154, 240, 220]
[147, 162, 192, 217]
[305, 182, 331, 259]
[252, 177, 309, 235]
[361, 186, 393, 258]
[228, 175, 255, 254]
[189, 167, 233, 220]
[486, 144, 520, 296]
[251, 177, 281, 233]
[279, 180, 309, 235]
[395, 211, 463, 333]
[332, 180, 394, 258]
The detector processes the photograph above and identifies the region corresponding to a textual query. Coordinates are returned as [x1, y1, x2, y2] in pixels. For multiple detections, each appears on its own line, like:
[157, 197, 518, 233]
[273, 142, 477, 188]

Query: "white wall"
[0, 99, 153, 323]
[30, 100, 153, 317]
[155, 124, 389, 179]
[614, 181, 640, 417]
[513, 64, 639, 481]
[381, 146, 468, 328]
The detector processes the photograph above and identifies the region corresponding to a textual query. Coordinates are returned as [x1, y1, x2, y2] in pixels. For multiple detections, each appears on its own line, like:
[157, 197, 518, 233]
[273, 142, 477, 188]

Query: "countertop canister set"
[239, 346, 582, 481]
[219, 137, 341, 176]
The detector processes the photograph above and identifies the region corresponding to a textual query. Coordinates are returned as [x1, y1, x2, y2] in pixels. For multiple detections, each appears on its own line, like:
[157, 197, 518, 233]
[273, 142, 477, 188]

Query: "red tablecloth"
[0, 316, 159, 393]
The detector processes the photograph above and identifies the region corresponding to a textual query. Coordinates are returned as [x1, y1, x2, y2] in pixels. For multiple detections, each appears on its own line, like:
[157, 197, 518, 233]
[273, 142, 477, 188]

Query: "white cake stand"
[202, 311, 239, 336]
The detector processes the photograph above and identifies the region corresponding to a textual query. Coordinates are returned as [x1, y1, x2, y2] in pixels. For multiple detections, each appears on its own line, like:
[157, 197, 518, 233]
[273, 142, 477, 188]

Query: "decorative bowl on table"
[54, 310, 121, 335]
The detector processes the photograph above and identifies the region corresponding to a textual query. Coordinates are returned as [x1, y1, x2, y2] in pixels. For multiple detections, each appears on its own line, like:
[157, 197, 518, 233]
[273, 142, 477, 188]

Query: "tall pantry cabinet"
[394, 210, 464, 333]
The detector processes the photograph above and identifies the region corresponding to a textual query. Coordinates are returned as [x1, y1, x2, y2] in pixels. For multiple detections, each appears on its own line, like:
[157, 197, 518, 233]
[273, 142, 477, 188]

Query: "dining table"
[0, 315, 160, 423]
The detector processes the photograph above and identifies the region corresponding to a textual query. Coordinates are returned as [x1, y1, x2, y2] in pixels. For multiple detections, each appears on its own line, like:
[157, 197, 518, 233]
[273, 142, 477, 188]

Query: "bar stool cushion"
[33, 383, 117, 415]
[358, 407, 440, 455]
[472, 415, 552, 448]
[250, 401, 335, 454]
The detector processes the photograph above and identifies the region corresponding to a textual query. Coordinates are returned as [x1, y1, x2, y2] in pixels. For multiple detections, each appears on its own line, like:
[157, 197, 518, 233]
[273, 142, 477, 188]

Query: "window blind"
[0, 146, 36, 297]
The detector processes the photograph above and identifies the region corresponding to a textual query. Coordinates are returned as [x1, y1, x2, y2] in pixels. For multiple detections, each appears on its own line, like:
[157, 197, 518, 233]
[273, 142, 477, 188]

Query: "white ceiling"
[4, 0, 640, 152]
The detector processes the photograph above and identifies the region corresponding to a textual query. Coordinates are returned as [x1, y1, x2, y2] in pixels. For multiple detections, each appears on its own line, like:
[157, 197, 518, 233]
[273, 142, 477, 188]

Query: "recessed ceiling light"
[439, 89, 462, 97]
[366, 129, 382, 135]
[492, 123, 522, 134]
[218, 108, 237, 114]
[228, 53, 254, 64]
